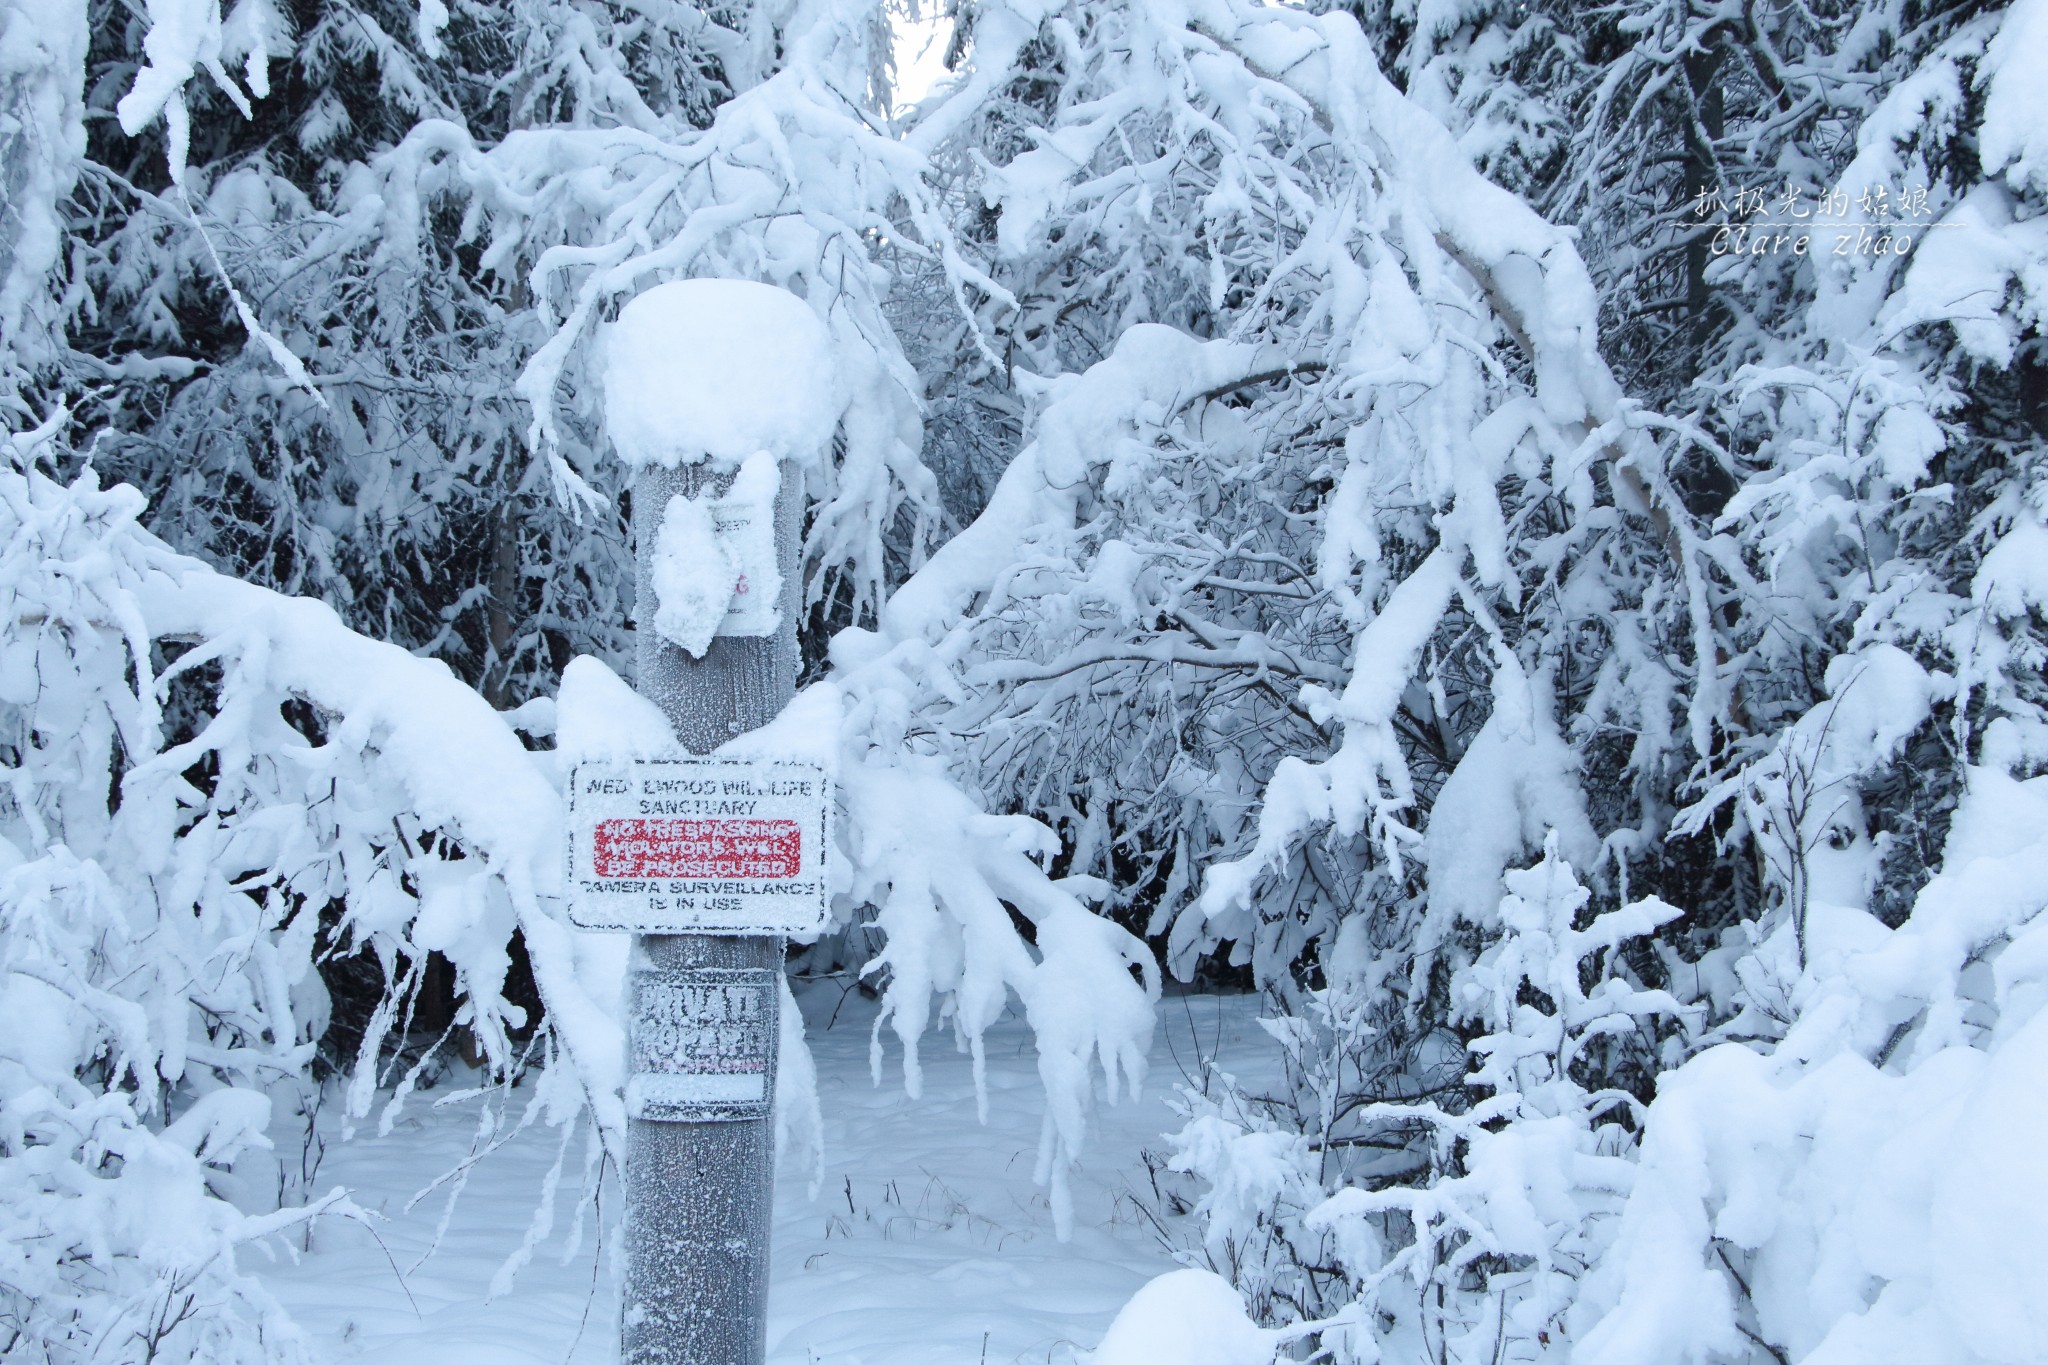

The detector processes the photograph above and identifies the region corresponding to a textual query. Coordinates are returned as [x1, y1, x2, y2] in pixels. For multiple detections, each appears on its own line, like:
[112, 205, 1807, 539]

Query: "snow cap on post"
[602, 278, 842, 471]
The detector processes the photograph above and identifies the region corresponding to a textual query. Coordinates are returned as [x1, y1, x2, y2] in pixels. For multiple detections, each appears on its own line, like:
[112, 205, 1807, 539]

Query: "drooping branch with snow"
[0, 443, 623, 1361]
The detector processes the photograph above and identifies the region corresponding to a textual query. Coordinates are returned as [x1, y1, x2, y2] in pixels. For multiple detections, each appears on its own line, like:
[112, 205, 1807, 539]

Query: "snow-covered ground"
[261, 987, 1273, 1364]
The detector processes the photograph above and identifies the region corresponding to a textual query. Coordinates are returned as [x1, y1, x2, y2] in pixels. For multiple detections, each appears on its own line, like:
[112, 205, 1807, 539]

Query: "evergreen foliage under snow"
[4, 0, 2048, 1359]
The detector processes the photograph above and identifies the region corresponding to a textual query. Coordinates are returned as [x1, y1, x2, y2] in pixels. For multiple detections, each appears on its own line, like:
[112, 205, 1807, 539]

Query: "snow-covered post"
[601, 279, 839, 1365]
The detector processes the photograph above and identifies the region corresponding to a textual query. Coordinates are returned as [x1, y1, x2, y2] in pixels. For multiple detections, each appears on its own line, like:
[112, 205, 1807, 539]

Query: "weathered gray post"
[580, 278, 836, 1365]
[619, 454, 802, 1365]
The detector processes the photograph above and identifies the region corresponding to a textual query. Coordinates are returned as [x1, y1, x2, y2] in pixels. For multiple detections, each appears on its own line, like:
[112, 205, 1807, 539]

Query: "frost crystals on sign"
[625, 967, 778, 1123]
[565, 757, 830, 935]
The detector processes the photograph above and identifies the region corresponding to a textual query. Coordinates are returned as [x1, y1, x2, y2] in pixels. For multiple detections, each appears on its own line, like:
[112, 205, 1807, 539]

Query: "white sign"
[566, 757, 829, 935]
[625, 967, 777, 1122]
[706, 467, 779, 638]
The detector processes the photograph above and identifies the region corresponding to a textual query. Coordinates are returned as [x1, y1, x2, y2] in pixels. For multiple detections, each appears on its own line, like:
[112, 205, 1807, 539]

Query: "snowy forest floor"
[258, 986, 1273, 1364]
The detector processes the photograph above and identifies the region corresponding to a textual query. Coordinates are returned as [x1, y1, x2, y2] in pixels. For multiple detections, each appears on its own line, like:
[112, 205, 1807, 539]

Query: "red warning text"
[593, 819, 802, 879]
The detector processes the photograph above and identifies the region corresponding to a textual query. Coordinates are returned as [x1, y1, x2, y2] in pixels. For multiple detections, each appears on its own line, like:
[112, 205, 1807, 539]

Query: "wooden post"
[620, 457, 803, 1365]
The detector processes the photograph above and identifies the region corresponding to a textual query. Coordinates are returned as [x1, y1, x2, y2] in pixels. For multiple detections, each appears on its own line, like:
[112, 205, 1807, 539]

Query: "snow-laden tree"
[861, 0, 1707, 1339]
[894, 0, 1698, 1031]
[0, 0, 86, 415]
[1558, 3, 2048, 1360]
[0, 431, 628, 1361]
[1319, 0, 1576, 200]
[57, 0, 667, 703]
[893, 0, 2048, 1359]
[15, 0, 2048, 1357]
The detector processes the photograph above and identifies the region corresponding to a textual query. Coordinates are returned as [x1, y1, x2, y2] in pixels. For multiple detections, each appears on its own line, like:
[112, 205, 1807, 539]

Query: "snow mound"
[554, 654, 675, 761]
[602, 279, 841, 471]
[1979, 0, 2048, 196]
[1091, 1269, 1276, 1365]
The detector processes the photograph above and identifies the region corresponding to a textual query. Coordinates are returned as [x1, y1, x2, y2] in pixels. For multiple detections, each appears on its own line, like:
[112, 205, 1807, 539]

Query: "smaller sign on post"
[566, 757, 829, 937]
[625, 966, 778, 1122]
[704, 461, 780, 640]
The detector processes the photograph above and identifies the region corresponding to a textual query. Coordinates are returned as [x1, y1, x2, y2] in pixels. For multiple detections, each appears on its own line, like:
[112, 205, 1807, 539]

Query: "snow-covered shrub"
[1168, 839, 1687, 1362]
[0, 436, 622, 1361]
[1091, 1268, 1282, 1365]
[1574, 755, 2048, 1364]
